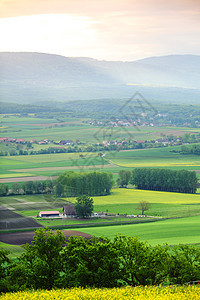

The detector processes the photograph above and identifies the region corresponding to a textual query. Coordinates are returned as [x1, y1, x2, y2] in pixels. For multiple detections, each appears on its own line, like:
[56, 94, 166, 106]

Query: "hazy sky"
[0, 0, 200, 61]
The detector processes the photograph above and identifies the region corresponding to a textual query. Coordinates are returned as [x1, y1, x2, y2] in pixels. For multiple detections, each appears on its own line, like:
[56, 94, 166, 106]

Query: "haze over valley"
[1, 52, 200, 104]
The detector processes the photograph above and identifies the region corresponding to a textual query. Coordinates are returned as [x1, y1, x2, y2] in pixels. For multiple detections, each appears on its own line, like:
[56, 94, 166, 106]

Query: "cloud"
[1, 0, 200, 18]
[0, 0, 200, 60]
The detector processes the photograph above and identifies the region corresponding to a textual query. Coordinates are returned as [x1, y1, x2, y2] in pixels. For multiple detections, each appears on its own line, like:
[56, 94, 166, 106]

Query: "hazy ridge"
[1, 52, 200, 103]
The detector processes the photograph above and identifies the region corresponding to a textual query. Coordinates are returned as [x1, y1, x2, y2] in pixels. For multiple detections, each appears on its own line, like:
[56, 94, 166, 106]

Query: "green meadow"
[1, 114, 199, 143]
[78, 215, 200, 246]
[1, 145, 200, 180]
[106, 147, 200, 174]
[0, 153, 111, 178]
[1, 114, 200, 253]
[0, 242, 25, 258]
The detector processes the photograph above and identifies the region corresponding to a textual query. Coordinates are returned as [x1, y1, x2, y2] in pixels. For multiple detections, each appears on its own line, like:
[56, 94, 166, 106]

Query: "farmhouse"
[63, 205, 76, 217]
[39, 211, 60, 218]
[60, 140, 74, 145]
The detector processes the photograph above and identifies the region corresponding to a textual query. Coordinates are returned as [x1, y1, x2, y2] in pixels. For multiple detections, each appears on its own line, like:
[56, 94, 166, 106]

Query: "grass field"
[0, 242, 25, 258]
[0, 153, 112, 179]
[1, 115, 200, 252]
[1, 145, 200, 181]
[1, 114, 200, 143]
[106, 147, 200, 171]
[1, 188, 200, 248]
[77, 215, 200, 246]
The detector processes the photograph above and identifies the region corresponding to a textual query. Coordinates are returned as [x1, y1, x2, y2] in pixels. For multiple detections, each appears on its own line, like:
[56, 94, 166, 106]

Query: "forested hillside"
[1, 52, 200, 103]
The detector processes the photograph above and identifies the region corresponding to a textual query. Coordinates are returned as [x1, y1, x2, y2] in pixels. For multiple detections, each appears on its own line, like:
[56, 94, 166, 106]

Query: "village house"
[60, 140, 74, 145]
[63, 205, 77, 217]
[15, 139, 26, 144]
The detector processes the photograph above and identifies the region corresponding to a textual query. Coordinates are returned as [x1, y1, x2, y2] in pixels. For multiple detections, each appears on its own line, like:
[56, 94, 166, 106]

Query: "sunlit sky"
[0, 0, 200, 61]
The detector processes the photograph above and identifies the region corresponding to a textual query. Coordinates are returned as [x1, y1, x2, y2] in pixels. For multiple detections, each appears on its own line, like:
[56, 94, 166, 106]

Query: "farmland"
[1, 114, 200, 143]
[1, 188, 200, 249]
[106, 147, 200, 172]
[1, 112, 200, 253]
[1, 286, 200, 300]
[0, 146, 200, 182]
[78, 215, 200, 246]
[1, 113, 200, 183]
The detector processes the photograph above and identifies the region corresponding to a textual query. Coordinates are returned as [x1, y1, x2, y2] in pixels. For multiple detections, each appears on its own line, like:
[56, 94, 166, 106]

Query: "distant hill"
[0, 52, 200, 103]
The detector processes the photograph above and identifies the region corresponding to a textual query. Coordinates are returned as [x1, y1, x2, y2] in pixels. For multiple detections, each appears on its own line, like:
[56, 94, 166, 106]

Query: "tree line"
[181, 144, 200, 155]
[56, 171, 113, 197]
[0, 181, 55, 197]
[0, 171, 113, 197]
[117, 168, 198, 193]
[1, 228, 200, 292]
[0, 167, 198, 197]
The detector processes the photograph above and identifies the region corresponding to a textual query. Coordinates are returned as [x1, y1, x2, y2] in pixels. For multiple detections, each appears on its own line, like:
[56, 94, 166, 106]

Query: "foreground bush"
[1, 286, 200, 300]
[1, 229, 200, 292]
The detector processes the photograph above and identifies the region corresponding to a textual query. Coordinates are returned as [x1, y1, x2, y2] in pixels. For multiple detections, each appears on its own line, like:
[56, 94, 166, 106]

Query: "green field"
[1, 188, 200, 248]
[1, 146, 200, 180]
[0, 153, 112, 178]
[1, 114, 200, 253]
[1, 114, 200, 143]
[77, 215, 200, 246]
[2, 188, 200, 217]
[1, 114, 200, 181]
[107, 147, 200, 171]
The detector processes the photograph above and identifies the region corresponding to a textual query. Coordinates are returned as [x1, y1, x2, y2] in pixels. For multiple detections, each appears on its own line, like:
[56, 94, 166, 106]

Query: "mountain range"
[1, 52, 200, 104]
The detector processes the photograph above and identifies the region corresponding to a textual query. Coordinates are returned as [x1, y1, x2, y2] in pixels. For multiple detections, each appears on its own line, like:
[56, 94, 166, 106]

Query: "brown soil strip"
[0, 176, 58, 183]
[12, 122, 73, 127]
[0, 164, 119, 183]
[0, 230, 92, 245]
[11, 164, 116, 173]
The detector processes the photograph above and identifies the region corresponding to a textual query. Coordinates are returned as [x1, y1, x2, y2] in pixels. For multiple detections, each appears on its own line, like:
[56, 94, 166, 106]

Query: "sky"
[0, 0, 200, 61]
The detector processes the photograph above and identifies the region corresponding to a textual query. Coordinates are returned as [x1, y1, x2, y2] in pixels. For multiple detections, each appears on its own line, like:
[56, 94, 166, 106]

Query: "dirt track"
[0, 230, 92, 245]
[0, 176, 58, 183]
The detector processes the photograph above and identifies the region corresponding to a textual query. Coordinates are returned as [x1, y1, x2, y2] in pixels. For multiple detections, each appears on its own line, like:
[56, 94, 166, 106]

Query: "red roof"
[135, 140, 145, 143]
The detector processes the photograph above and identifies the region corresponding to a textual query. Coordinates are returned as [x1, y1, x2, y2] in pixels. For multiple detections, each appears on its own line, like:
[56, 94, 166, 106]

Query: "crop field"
[1, 114, 200, 253]
[1, 145, 200, 182]
[1, 286, 200, 300]
[106, 147, 200, 171]
[0, 194, 70, 213]
[1, 114, 200, 143]
[0, 242, 25, 258]
[0, 153, 112, 181]
[1, 188, 200, 246]
[1, 188, 200, 218]
[77, 215, 200, 246]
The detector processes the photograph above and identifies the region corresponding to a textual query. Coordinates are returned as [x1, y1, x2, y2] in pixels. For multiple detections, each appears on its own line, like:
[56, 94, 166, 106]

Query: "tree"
[61, 236, 121, 288]
[117, 170, 131, 188]
[11, 183, 21, 195]
[169, 244, 200, 284]
[22, 181, 34, 194]
[135, 201, 151, 215]
[57, 171, 113, 197]
[0, 248, 11, 293]
[131, 168, 197, 194]
[74, 195, 94, 218]
[113, 235, 170, 286]
[55, 182, 64, 197]
[20, 228, 66, 290]
[0, 184, 8, 196]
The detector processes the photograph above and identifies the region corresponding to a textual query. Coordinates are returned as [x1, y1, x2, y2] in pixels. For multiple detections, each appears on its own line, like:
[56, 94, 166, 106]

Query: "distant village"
[0, 114, 200, 156]
[87, 115, 200, 128]
[0, 132, 200, 157]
